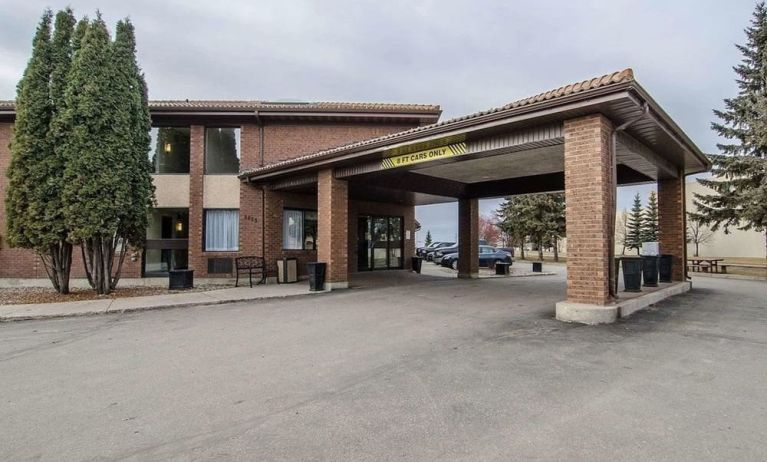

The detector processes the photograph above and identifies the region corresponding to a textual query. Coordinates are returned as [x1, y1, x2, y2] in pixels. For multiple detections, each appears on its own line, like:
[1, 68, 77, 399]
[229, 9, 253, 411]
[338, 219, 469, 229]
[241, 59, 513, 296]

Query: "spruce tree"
[424, 230, 432, 247]
[641, 190, 659, 242]
[60, 15, 153, 294]
[693, 2, 767, 258]
[6, 10, 77, 293]
[626, 193, 645, 254]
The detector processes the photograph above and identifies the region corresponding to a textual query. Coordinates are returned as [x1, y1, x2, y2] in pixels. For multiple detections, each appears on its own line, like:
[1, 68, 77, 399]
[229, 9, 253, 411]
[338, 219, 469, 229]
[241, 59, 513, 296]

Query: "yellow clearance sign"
[380, 142, 467, 169]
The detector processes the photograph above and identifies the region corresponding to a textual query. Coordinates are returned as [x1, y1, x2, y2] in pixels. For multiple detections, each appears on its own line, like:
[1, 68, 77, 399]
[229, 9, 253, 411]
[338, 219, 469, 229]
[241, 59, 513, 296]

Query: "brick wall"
[317, 169, 348, 284]
[563, 114, 614, 305]
[658, 174, 686, 281]
[263, 122, 415, 165]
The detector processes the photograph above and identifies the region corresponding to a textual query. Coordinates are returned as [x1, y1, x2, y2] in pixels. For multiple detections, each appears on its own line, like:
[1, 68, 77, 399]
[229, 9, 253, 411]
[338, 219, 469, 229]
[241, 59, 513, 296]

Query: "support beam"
[457, 198, 479, 279]
[560, 114, 614, 310]
[317, 169, 349, 289]
[658, 173, 687, 281]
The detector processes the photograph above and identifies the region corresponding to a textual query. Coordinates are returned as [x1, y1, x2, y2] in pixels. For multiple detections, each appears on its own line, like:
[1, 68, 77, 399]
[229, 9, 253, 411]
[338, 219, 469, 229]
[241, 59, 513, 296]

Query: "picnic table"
[687, 257, 724, 273]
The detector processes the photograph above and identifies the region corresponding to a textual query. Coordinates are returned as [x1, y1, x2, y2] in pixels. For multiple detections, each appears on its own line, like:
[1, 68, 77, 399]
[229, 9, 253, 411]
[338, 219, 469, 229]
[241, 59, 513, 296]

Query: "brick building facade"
[0, 101, 441, 280]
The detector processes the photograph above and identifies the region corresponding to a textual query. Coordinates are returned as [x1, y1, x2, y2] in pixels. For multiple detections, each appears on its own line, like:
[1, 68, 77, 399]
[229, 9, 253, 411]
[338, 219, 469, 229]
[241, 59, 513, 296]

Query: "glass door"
[356, 215, 404, 271]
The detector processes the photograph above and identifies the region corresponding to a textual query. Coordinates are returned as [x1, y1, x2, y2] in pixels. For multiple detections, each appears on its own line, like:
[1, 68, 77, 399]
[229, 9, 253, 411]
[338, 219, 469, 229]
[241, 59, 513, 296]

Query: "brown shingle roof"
[0, 99, 441, 114]
[149, 100, 440, 113]
[240, 68, 635, 178]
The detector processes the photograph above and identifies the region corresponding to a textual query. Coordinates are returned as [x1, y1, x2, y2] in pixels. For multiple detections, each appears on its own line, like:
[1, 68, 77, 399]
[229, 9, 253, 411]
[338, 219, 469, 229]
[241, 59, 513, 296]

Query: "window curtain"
[205, 210, 239, 251]
[283, 210, 303, 249]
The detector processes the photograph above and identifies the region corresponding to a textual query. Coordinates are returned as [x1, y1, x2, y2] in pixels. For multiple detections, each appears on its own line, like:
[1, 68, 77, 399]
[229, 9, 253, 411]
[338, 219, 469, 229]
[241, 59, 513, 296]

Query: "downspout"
[609, 102, 649, 298]
[254, 110, 266, 259]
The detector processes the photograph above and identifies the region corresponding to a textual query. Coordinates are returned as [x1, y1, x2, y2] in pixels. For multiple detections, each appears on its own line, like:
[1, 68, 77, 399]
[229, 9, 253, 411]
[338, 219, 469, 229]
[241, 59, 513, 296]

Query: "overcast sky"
[0, 0, 754, 244]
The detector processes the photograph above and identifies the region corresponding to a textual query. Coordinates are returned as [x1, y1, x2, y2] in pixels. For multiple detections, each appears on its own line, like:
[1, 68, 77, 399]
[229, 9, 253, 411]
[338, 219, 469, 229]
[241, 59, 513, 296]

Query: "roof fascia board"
[243, 89, 632, 182]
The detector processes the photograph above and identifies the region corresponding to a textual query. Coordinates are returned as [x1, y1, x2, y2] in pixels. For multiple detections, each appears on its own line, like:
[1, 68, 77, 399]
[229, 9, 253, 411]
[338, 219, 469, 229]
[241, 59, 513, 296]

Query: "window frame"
[202, 208, 240, 252]
[149, 126, 192, 175]
[283, 208, 318, 251]
[204, 126, 242, 175]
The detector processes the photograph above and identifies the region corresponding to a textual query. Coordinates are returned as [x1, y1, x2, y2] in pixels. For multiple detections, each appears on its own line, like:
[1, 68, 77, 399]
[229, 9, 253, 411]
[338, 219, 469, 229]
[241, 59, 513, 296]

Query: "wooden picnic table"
[687, 257, 724, 273]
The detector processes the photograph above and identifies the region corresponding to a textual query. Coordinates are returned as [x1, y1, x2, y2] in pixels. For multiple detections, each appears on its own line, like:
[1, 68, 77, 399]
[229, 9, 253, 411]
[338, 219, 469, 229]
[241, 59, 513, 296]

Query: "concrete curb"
[0, 290, 326, 323]
[555, 281, 692, 325]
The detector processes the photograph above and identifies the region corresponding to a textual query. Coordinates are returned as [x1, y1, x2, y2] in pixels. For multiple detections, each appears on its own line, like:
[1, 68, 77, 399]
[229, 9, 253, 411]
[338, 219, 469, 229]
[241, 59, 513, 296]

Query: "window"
[283, 209, 318, 250]
[205, 127, 241, 174]
[205, 209, 239, 251]
[144, 208, 189, 274]
[149, 127, 190, 174]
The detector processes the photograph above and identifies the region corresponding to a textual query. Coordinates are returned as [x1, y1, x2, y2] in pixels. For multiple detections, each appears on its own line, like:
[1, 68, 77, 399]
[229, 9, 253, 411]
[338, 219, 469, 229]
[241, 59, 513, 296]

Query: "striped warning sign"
[381, 142, 467, 170]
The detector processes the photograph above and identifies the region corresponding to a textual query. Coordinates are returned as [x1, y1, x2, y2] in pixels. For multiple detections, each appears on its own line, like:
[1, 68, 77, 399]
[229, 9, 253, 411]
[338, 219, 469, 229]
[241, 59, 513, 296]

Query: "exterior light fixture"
[175, 220, 183, 232]
[164, 142, 172, 154]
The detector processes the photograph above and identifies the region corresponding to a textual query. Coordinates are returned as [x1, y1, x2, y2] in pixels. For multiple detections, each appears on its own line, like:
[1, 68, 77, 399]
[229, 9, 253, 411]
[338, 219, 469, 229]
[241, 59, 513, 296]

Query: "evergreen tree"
[6, 10, 77, 293]
[495, 193, 565, 261]
[626, 193, 644, 254]
[693, 3, 767, 258]
[424, 230, 432, 247]
[641, 191, 659, 242]
[60, 15, 154, 294]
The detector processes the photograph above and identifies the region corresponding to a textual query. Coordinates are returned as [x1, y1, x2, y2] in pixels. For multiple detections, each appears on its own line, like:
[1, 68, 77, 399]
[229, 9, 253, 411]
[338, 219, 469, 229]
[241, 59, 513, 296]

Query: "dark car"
[431, 244, 457, 263]
[440, 246, 513, 270]
[417, 241, 451, 258]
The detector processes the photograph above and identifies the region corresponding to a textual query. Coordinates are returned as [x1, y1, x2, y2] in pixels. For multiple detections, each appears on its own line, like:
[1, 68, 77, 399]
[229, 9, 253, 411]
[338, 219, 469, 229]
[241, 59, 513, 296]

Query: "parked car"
[440, 246, 513, 270]
[431, 244, 457, 263]
[417, 241, 452, 258]
[429, 240, 486, 262]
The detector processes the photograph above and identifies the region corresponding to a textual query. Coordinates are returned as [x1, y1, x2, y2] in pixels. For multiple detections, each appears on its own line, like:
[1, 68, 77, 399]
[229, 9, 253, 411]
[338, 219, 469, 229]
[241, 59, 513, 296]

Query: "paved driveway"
[1, 271, 765, 461]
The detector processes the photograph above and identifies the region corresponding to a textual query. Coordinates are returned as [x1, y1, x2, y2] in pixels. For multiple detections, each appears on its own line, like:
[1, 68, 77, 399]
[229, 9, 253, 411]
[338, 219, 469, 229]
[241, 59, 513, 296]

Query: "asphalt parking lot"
[1, 270, 765, 461]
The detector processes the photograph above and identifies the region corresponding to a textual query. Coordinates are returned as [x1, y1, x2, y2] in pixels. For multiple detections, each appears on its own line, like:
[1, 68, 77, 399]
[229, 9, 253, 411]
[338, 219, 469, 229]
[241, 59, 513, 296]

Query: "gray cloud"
[0, 0, 753, 243]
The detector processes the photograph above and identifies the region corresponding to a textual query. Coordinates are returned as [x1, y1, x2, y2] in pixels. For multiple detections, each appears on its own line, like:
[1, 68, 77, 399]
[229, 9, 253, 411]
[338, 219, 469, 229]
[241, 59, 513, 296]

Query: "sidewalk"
[0, 283, 320, 322]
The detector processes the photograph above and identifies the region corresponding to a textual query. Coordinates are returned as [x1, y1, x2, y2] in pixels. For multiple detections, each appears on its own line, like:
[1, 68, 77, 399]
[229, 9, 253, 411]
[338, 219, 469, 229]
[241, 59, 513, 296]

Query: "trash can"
[658, 254, 673, 283]
[642, 255, 659, 287]
[621, 257, 642, 292]
[307, 262, 326, 291]
[277, 257, 298, 283]
[495, 262, 511, 275]
[411, 256, 423, 274]
[169, 269, 194, 290]
[532, 262, 542, 272]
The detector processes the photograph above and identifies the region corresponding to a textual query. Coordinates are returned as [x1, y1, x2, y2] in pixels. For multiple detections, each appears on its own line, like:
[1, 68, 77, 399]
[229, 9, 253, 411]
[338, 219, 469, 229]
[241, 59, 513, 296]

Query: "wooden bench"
[687, 262, 711, 273]
[235, 256, 267, 287]
[719, 263, 767, 274]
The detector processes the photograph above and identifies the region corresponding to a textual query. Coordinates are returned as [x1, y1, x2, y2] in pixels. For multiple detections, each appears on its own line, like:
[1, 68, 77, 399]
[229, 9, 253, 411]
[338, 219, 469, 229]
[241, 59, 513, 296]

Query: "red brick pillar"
[658, 174, 686, 282]
[317, 169, 348, 289]
[457, 198, 479, 279]
[239, 124, 262, 257]
[188, 125, 205, 274]
[563, 114, 614, 305]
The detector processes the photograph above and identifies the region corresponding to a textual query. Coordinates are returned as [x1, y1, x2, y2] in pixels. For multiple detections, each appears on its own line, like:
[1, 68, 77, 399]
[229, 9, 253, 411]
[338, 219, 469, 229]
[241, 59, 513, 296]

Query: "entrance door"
[357, 215, 404, 271]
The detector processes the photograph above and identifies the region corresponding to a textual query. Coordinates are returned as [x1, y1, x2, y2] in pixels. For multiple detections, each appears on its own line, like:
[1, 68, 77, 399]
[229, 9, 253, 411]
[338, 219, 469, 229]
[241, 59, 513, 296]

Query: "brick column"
[239, 124, 262, 257]
[317, 169, 348, 289]
[658, 174, 686, 281]
[457, 198, 479, 279]
[563, 114, 614, 305]
[188, 125, 205, 274]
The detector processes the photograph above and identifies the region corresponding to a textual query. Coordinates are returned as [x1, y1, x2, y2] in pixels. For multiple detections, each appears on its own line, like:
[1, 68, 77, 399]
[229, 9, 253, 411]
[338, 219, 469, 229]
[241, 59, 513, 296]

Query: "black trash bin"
[495, 262, 511, 275]
[642, 255, 659, 287]
[169, 269, 194, 290]
[621, 257, 643, 292]
[307, 262, 326, 291]
[658, 254, 673, 283]
[532, 261, 542, 272]
[411, 256, 423, 274]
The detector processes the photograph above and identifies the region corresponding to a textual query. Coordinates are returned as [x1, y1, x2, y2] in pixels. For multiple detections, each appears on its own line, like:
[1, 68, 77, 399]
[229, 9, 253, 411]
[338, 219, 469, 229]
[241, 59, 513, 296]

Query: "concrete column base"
[325, 281, 349, 290]
[457, 272, 479, 279]
[556, 281, 691, 325]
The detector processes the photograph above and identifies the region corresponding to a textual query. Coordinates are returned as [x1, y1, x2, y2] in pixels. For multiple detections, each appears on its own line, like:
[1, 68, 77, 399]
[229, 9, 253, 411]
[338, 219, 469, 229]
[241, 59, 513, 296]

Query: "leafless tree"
[686, 213, 714, 257]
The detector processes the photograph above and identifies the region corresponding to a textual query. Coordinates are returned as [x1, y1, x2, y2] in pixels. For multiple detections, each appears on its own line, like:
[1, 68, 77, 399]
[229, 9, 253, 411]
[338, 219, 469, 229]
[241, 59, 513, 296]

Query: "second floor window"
[205, 127, 241, 174]
[150, 127, 191, 174]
